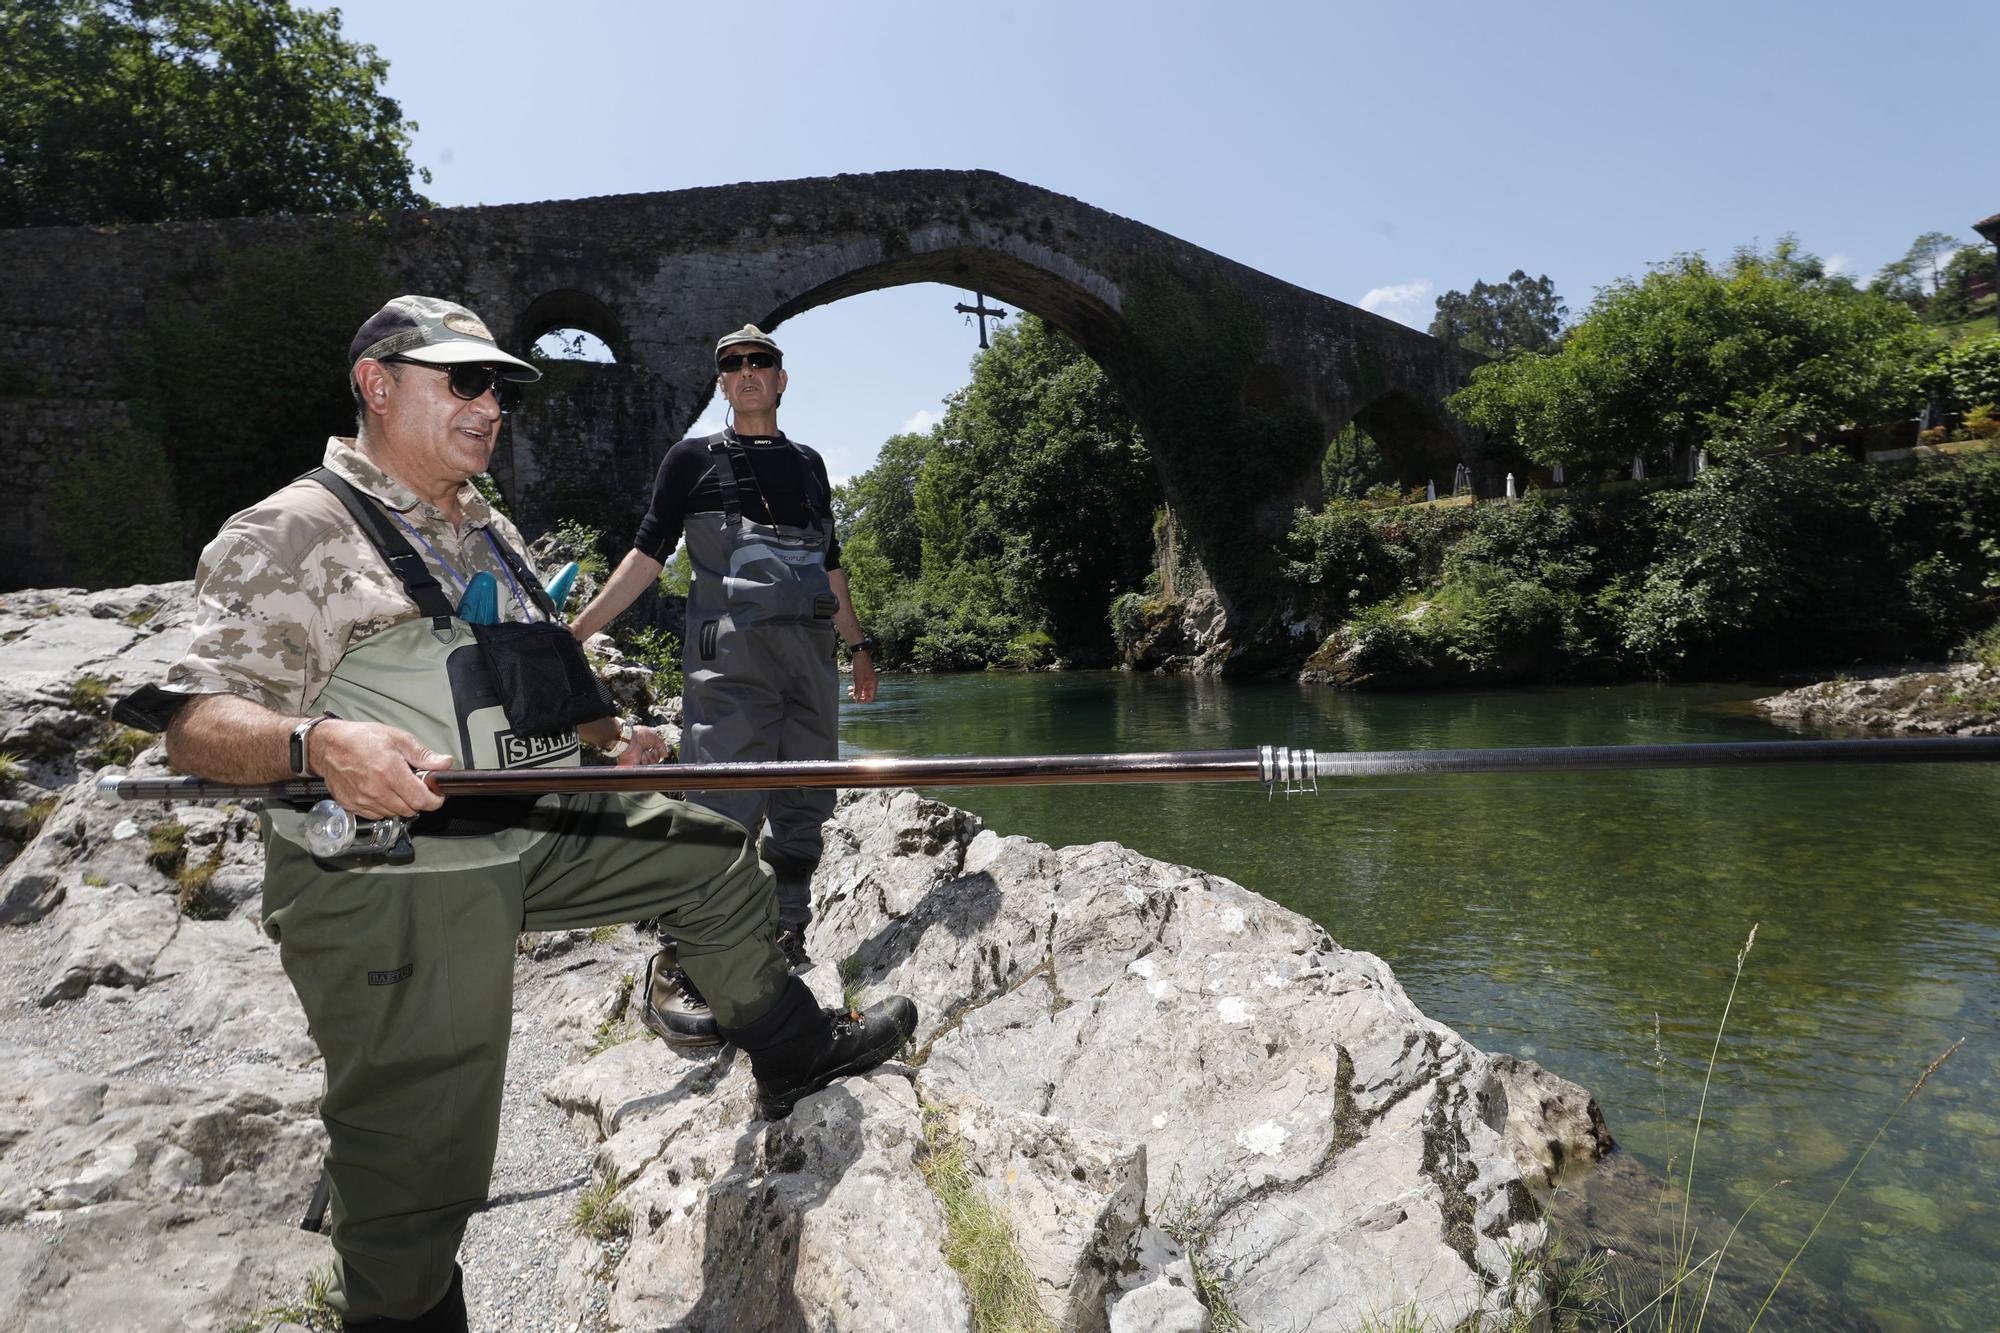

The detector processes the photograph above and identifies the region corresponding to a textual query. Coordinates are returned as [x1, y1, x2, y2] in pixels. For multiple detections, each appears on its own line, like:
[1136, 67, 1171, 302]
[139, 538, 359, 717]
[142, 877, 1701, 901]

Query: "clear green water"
[839, 673, 2000, 1333]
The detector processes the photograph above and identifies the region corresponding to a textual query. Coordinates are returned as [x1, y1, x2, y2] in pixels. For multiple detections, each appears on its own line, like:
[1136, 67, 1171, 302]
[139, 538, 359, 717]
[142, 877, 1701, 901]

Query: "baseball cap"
[714, 324, 782, 367]
[350, 295, 541, 382]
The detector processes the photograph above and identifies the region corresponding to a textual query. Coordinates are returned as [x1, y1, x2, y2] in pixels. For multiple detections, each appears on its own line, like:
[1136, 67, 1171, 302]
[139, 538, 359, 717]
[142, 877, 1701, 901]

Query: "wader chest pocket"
[699, 620, 718, 662]
[470, 620, 614, 736]
[812, 594, 838, 619]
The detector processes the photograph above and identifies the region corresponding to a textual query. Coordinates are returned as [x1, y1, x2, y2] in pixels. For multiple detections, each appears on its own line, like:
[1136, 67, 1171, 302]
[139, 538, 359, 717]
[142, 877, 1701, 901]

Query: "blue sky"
[320, 0, 1998, 486]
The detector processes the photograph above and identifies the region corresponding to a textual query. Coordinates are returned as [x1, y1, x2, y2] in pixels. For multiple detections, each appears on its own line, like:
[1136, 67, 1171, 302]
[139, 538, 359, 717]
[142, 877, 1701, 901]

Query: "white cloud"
[901, 408, 941, 434]
[1824, 252, 1854, 276]
[1359, 279, 1434, 329]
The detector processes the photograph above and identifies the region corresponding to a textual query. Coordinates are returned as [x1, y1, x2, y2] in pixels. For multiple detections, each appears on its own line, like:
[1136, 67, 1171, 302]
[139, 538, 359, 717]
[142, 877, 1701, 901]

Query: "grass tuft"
[573, 1174, 632, 1242]
[1155, 1169, 1247, 1331]
[587, 1016, 635, 1058]
[224, 1265, 341, 1332]
[66, 675, 111, 714]
[24, 794, 61, 837]
[918, 1102, 1054, 1333]
[1605, 925, 1959, 1333]
[176, 844, 230, 919]
[145, 819, 188, 876]
[93, 726, 156, 767]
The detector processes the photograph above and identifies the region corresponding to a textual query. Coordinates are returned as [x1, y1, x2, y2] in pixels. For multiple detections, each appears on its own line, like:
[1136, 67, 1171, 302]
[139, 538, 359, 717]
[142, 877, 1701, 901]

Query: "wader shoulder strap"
[304, 468, 455, 630]
[479, 527, 559, 620]
[702, 433, 743, 528]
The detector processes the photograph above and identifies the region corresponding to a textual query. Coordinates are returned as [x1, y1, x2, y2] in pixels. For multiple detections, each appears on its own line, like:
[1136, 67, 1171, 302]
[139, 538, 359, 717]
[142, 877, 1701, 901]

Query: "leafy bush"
[1280, 499, 1410, 623]
[1932, 335, 2000, 412]
[1002, 628, 1057, 670]
[550, 519, 609, 583]
[1956, 620, 2000, 668]
[1619, 452, 1897, 674]
[1109, 593, 1149, 657]
[623, 627, 682, 699]
[1867, 452, 2000, 652]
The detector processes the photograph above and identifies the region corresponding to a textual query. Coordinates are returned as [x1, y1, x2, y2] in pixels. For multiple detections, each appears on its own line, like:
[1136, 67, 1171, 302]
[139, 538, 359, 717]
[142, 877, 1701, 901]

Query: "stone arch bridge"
[0, 169, 1483, 637]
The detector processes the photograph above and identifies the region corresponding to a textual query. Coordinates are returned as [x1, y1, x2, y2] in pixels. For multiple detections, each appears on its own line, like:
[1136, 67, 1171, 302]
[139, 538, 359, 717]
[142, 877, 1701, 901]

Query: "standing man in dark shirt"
[572, 325, 877, 1043]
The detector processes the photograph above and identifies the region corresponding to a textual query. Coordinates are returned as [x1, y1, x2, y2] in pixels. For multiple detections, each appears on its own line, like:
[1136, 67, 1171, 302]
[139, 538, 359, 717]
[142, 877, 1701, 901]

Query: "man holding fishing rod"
[111, 295, 916, 1331]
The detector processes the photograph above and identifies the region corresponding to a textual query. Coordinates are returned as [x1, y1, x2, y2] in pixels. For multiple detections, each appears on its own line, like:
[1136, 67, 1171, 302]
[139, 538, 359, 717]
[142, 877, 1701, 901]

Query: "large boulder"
[538, 788, 1605, 1331]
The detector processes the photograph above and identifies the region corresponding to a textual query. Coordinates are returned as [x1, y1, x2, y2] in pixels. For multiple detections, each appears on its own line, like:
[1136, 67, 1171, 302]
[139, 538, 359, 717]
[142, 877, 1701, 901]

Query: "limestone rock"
[38, 880, 181, 1005]
[1117, 588, 1231, 675]
[604, 1076, 969, 1333]
[1758, 663, 2000, 736]
[1483, 1053, 1616, 1189]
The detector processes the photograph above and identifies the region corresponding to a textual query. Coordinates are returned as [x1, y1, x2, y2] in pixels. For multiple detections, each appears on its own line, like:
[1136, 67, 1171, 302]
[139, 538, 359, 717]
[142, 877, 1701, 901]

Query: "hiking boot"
[722, 976, 919, 1122]
[776, 925, 812, 972]
[640, 946, 721, 1050]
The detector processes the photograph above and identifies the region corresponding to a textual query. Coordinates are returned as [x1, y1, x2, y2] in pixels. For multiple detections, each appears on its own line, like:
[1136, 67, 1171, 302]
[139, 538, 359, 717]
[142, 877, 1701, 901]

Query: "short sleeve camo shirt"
[166, 438, 547, 716]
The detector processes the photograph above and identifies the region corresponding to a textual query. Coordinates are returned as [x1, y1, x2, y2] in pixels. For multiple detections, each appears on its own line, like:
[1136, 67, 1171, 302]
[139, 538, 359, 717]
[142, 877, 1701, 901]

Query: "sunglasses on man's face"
[717, 351, 780, 374]
[390, 358, 523, 415]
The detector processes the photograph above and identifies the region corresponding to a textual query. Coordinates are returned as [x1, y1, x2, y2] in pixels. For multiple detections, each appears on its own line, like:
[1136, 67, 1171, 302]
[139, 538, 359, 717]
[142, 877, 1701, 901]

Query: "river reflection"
[840, 673, 2000, 1333]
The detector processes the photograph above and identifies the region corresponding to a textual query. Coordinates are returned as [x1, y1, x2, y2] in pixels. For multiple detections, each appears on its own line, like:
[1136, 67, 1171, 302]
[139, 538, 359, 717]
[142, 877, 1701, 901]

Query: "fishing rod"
[98, 735, 2000, 862]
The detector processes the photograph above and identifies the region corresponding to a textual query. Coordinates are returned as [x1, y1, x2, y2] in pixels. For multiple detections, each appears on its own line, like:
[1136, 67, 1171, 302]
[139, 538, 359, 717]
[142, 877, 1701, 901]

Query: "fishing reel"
[303, 800, 414, 864]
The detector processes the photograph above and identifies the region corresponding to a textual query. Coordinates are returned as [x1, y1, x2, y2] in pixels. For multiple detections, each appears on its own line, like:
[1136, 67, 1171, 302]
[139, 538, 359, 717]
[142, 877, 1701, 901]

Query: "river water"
[838, 672, 1999, 1333]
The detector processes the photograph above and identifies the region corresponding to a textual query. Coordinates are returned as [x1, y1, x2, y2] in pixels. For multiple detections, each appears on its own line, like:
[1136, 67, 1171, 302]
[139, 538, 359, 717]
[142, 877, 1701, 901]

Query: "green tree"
[834, 429, 931, 579]
[929, 315, 1162, 660]
[1930, 244, 1993, 325]
[1929, 335, 2000, 411]
[1870, 231, 1972, 316]
[1428, 270, 1567, 359]
[1, 0, 429, 228]
[1448, 239, 1933, 475]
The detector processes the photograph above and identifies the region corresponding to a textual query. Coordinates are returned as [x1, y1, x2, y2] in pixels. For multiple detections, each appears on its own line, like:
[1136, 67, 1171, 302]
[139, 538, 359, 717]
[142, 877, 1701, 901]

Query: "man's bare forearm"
[570, 549, 665, 642]
[827, 567, 865, 646]
[164, 692, 301, 784]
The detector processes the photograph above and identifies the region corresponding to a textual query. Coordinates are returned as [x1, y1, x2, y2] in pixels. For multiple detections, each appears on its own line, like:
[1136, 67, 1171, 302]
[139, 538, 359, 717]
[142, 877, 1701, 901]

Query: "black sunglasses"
[717, 351, 780, 374]
[389, 358, 524, 415]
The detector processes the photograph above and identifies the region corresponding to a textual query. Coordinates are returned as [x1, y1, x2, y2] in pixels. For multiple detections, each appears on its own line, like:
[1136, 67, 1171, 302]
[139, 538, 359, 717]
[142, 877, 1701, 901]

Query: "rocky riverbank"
[0, 581, 1628, 1331]
[1758, 662, 2000, 735]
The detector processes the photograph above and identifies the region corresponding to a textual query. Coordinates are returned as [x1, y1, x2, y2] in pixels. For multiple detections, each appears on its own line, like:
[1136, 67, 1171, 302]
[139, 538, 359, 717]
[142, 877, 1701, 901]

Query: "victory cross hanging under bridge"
[0, 169, 1484, 655]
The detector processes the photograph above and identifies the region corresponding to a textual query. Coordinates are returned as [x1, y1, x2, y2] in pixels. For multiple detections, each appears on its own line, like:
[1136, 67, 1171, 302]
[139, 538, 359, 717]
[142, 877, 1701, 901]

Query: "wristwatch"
[290, 714, 333, 777]
[599, 717, 635, 759]
[849, 635, 879, 659]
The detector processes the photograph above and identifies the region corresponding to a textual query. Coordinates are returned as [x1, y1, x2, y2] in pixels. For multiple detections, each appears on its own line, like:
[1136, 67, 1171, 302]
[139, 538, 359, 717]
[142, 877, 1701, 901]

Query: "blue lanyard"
[391, 512, 539, 622]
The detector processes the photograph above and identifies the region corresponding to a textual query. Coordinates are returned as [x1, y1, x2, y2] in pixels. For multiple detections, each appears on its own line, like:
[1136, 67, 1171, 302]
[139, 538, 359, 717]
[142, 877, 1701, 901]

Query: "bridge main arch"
[0, 169, 1486, 643]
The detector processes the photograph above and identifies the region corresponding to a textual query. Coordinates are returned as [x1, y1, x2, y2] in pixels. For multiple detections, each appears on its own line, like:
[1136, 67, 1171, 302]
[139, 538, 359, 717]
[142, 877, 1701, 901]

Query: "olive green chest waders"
[680, 435, 841, 928]
[260, 475, 784, 1324]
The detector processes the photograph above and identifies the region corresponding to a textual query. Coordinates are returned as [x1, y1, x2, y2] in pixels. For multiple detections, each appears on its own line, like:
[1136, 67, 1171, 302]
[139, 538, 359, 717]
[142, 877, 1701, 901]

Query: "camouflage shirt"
[167, 438, 547, 716]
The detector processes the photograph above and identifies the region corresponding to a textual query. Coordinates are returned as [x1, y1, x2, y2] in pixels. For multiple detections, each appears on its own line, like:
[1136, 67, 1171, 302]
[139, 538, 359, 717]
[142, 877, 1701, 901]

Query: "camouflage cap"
[714, 324, 782, 367]
[350, 295, 541, 381]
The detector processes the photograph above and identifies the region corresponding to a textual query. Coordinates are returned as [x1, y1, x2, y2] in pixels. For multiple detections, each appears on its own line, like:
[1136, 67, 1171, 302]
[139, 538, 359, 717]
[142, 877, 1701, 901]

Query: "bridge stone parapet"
[0, 169, 1485, 649]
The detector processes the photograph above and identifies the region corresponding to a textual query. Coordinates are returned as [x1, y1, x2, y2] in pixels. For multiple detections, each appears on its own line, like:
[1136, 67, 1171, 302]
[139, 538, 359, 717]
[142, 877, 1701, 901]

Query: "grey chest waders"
[680, 434, 841, 923]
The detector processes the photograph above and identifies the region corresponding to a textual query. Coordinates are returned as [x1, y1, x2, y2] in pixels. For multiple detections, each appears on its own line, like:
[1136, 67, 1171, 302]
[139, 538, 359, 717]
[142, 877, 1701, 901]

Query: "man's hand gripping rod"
[98, 736, 2000, 861]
